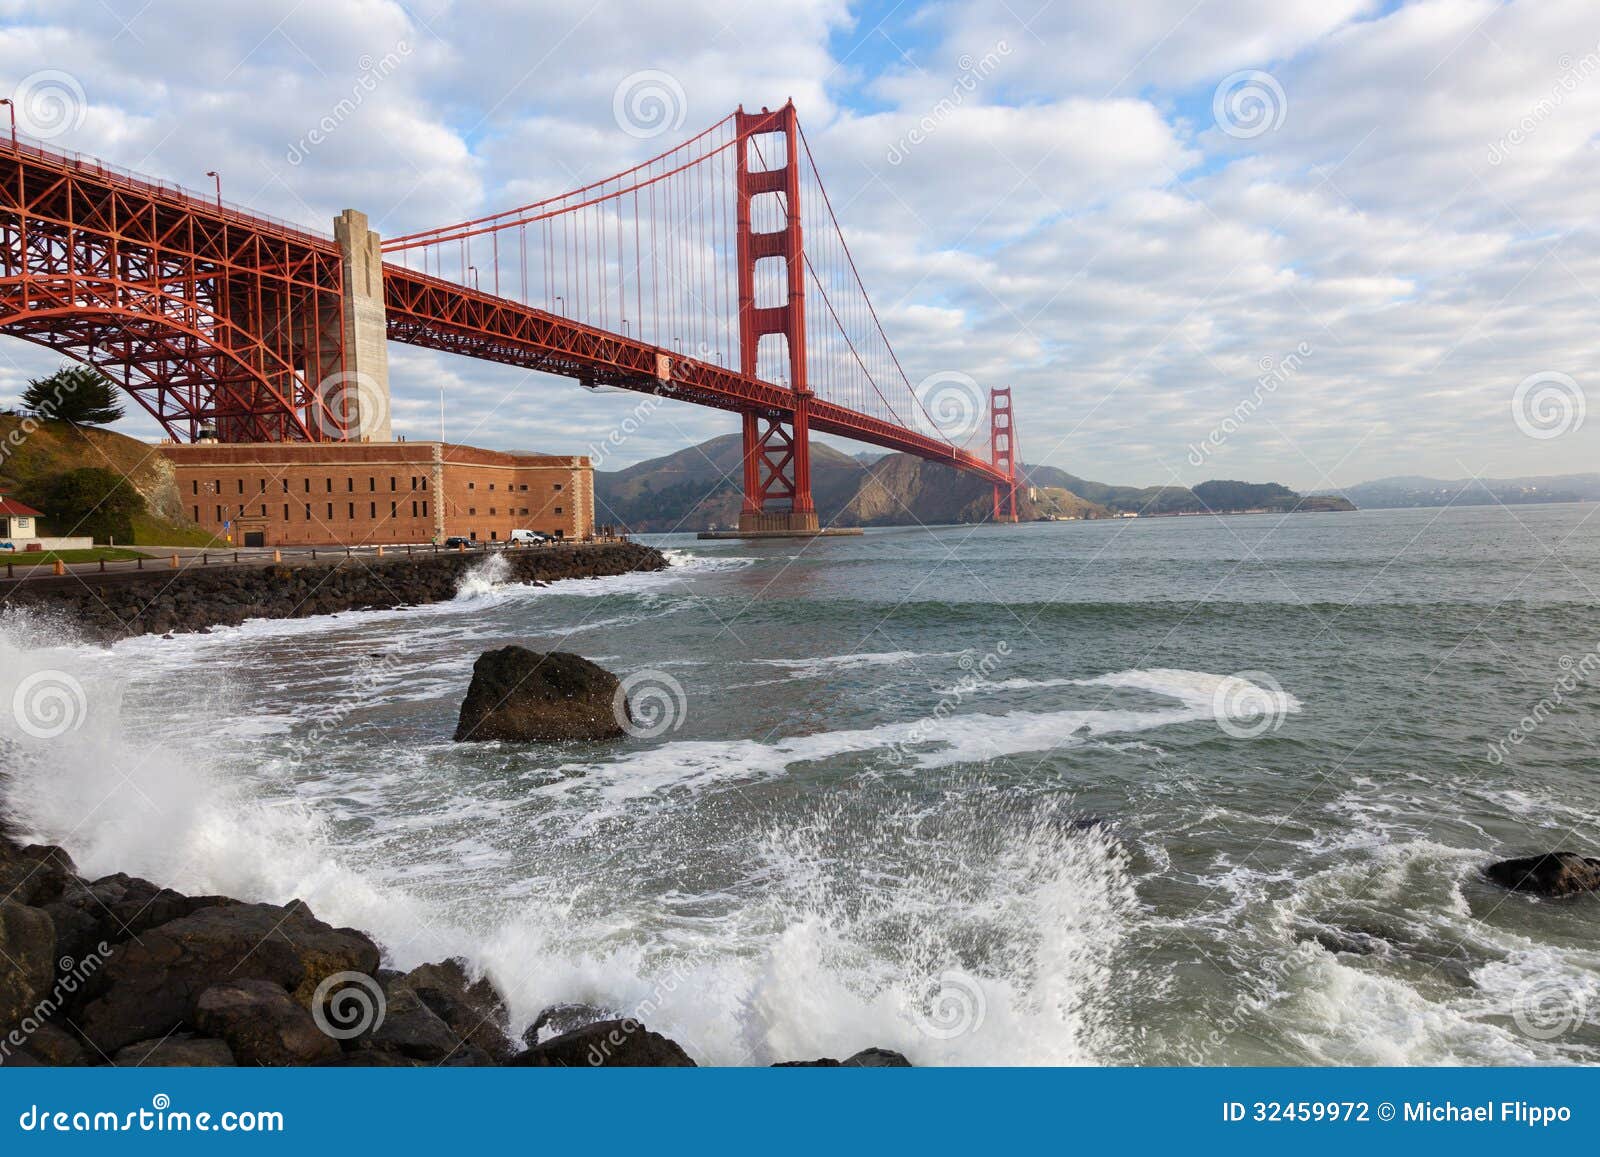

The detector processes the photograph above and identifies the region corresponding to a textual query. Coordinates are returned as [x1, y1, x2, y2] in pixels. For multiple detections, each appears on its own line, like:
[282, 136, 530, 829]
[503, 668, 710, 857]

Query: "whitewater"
[4, 511, 1599, 1065]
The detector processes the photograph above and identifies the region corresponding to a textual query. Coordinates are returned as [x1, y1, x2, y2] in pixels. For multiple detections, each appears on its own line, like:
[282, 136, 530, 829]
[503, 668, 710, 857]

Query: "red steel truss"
[0, 133, 346, 442]
[0, 109, 1018, 502]
[382, 265, 1003, 475]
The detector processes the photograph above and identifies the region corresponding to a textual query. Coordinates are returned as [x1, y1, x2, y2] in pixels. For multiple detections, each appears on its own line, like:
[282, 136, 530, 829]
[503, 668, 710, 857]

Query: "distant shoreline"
[1307, 498, 1598, 512]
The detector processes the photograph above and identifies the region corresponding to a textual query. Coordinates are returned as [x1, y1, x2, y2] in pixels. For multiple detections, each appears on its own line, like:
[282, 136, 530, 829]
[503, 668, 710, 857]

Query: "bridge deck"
[382, 266, 1009, 484]
[0, 130, 1010, 489]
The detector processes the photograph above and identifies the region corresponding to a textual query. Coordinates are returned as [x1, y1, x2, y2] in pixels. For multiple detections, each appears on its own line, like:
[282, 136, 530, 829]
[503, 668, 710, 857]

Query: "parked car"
[443, 536, 473, 549]
[509, 529, 548, 544]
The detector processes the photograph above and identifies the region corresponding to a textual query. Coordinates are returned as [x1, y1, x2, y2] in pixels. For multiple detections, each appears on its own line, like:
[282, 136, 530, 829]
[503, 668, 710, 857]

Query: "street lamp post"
[0, 100, 14, 148]
[205, 170, 221, 208]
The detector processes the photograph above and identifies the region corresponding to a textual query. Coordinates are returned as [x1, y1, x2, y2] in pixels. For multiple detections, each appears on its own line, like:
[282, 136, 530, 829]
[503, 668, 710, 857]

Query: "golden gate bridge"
[0, 101, 1021, 531]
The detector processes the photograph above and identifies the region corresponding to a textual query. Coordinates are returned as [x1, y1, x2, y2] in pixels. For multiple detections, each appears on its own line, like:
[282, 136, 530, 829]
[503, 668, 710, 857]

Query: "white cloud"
[0, 0, 1597, 491]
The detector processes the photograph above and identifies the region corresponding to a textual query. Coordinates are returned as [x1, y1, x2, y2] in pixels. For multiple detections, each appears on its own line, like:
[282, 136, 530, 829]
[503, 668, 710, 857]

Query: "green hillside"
[0, 414, 217, 545]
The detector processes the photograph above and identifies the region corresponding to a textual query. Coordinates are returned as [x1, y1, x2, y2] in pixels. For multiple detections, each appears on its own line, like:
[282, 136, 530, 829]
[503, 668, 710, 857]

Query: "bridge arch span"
[0, 280, 329, 441]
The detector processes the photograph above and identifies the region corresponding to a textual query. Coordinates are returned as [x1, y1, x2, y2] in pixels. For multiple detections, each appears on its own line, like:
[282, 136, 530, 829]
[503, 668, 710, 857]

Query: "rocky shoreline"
[0, 833, 907, 1067]
[2, 543, 668, 640]
[3, 824, 1594, 1066]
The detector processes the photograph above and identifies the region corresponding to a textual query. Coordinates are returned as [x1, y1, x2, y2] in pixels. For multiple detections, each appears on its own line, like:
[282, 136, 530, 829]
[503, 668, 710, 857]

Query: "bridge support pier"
[331, 209, 393, 442]
[737, 410, 818, 534]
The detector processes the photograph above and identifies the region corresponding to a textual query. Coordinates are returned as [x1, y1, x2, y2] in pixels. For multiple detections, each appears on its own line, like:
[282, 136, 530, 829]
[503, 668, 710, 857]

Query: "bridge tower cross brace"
[735, 102, 818, 534]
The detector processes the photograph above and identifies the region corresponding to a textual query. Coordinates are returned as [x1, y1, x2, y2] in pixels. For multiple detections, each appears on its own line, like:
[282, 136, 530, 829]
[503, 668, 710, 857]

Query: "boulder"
[43, 873, 233, 967]
[1485, 852, 1600, 897]
[1299, 926, 1390, 957]
[365, 985, 459, 1062]
[841, 1047, 912, 1067]
[521, 1002, 617, 1048]
[79, 900, 381, 1052]
[0, 843, 78, 907]
[113, 1034, 235, 1067]
[775, 1047, 913, 1068]
[17, 1022, 86, 1066]
[0, 901, 56, 1031]
[193, 979, 341, 1066]
[509, 1018, 696, 1067]
[391, 958, 514, 1061]
[453, 647, 627, 742]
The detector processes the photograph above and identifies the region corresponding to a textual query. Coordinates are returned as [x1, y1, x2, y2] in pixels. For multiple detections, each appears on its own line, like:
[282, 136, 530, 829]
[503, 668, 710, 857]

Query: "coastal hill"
[1312, 473, 1600, 509]
[0, 413, 212, 544]
[594, 434, 1353, 532]
[592, 434, 871, 532]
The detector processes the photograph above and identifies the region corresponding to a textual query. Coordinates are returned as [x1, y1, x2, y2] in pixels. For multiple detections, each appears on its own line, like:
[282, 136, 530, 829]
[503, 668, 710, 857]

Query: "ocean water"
[3, 504, 1599, 1065]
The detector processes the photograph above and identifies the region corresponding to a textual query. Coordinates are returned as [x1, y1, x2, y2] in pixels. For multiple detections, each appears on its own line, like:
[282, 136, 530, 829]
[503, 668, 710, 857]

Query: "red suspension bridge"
[0, 102, 1021, 532]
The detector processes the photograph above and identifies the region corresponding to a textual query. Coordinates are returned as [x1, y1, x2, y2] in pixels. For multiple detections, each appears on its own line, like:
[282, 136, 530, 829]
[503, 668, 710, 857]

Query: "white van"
[509, 529, 548, 545]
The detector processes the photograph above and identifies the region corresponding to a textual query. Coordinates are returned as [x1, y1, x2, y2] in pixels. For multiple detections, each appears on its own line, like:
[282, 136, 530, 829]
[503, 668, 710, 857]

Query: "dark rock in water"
[79, 900, 381, 1052]
[364, 985, 460, 1062]
[1485, 852, 1600, 897]
[0, 901, 56, 1031]
[393, 958, 514, 1061]
[775, 1047, 913, 1067]
[523, 1002, 617, 1048]
[840, 1047, 912, 1067]
[1302, 927, 1388, 957]
[454, 646, 628, 743]
[509, 1018, 696, 1067]
[193, 979, 341, 1066]
[114, 1034, 235, 1067]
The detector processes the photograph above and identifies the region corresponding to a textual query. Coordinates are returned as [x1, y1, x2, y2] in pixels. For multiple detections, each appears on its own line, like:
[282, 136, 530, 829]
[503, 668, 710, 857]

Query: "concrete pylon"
[332, 209, 393, 442]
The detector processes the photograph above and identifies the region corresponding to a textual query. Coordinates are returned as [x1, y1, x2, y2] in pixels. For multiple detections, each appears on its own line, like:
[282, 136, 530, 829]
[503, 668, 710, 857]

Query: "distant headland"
[593, 434, 1354, 532]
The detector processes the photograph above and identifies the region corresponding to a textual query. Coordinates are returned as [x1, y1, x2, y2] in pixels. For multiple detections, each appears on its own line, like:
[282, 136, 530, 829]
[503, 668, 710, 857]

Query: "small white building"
[0, 494, 42, 543]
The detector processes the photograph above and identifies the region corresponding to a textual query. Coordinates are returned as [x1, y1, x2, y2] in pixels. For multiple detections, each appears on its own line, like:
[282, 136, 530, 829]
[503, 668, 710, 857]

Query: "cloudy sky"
[1, 0, 1598, 490]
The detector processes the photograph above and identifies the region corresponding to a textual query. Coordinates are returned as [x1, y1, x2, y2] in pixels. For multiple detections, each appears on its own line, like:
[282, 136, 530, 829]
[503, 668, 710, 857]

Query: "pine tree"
[20, 365, 126, 426]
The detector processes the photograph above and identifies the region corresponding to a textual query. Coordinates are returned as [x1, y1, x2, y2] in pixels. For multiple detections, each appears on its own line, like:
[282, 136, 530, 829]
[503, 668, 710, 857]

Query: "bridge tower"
[734, 102, 817, 534]
[991, 386, 1018, 522]
[330, 209, 394, 442]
